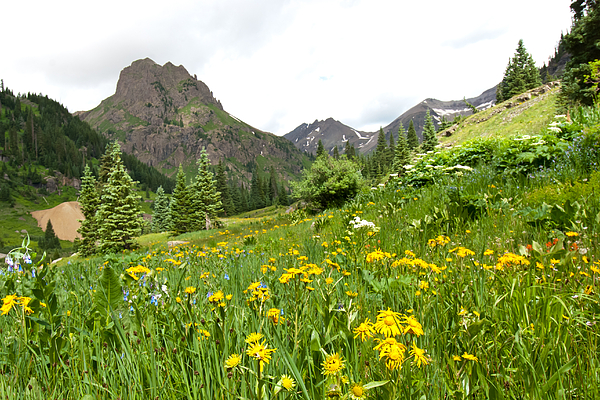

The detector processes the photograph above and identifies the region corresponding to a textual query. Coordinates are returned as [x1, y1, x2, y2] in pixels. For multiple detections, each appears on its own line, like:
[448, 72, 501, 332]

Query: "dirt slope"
[31, 201, 84, 241]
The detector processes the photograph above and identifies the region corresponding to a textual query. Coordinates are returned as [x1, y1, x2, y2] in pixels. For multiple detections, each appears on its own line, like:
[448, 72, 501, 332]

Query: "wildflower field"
[2, 107, 600, 399]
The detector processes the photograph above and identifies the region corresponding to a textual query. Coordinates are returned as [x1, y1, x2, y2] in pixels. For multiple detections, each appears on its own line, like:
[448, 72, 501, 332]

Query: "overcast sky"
[3, 0, 573, 135]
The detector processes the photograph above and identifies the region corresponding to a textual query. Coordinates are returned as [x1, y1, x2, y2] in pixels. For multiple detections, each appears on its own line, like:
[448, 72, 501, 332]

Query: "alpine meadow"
[1, 1, 600, 399]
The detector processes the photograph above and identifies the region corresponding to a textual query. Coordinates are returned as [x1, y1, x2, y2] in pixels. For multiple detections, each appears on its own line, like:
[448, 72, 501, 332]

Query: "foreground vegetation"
[1, 102, 599, 399]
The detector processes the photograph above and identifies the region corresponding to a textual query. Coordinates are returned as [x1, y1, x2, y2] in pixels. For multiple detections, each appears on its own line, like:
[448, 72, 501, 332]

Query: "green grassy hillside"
[440, 84, 560, 146]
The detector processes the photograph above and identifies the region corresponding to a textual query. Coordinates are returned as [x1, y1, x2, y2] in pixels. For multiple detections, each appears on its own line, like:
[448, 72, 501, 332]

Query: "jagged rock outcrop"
[78, 58, 306, 181]
[284, 87, 497, 155]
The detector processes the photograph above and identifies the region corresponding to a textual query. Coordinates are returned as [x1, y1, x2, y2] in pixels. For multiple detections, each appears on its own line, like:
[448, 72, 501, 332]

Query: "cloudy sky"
[3, 0, 572, 135]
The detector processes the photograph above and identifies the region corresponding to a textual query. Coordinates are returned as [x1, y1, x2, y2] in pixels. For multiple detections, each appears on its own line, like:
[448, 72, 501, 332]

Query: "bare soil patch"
[31, 201, 84, 241]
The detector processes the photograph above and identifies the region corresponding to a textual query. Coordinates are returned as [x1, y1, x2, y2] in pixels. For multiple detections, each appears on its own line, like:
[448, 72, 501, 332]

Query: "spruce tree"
[420, 110, 438, 152]
[216, 160, 236, 216]
[249, 167, 265, 210]
[96, 143, 143, 253]
[170, 165, 194, 235]
[316, 139, 326, 158]
[41, 219, 61, 250]
[278, 182, 289, 207]
[151, 186, 171, 232]
[406, 120, 419, 149]
[387, 131, 396, 166]
[393, 122, 410, 175]
[192, 149, 222, 230]
[77, 164, 100, 256]
[268, 166, 278, 205]
[497, 40, 541, 102]
[333, 145, 339, 159]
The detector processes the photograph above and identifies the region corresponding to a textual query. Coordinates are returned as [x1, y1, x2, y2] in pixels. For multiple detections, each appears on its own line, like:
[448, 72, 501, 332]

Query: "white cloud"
[2, 0, 572, 135]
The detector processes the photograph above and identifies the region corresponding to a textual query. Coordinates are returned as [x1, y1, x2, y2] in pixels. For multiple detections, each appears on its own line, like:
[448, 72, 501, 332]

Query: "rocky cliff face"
[284, 87, 497, 155]
[284, 118, 375, 156]
[79, 58, 306, 181]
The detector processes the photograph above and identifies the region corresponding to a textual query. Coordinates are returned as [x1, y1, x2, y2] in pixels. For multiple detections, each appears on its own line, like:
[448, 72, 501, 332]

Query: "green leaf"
[363, 380, 389, 390]
[94, 264, 123, 323]
[541, 357, 577, 394]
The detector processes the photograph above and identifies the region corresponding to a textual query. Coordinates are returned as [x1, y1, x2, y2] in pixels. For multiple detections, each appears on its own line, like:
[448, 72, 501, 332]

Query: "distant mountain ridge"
[284, 87, 497, 155]
[79, 58, 308, 182]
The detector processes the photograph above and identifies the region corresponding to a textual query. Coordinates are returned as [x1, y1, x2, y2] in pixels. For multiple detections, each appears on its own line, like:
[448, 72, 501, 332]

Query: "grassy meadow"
[1, 104, 600, 399]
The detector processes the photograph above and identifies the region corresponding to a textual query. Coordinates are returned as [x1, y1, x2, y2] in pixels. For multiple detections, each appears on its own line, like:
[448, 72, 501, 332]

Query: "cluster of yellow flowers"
[354, 308, 428, 371]
[428, 235, 451, 248]
[1, 294, 33, 315]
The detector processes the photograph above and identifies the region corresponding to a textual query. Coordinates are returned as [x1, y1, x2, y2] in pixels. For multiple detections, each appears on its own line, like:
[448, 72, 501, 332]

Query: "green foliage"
[96, 143, 143, 253]
[497, 40, 541, 103]
[77, 164, 100, 256]
[406, 119, 419, 149]
[420, 110, 438, 152]
[291, 155, 365, 211]
[191, 148, 222, 230]
[151, 186, 171, 232]
[39, 219, 61, 251]
[169, 165, 195, 235]
[560, 1, 600, 107]
[393, 122, 410, 175]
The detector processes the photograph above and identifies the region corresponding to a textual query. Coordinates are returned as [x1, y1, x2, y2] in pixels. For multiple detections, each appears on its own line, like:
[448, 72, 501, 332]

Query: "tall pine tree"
[151, 186, 171, 232]
[393, 122, 410, 175]
[216, 160, 236, 216]
[170, 165, 195, 235]
[406, 120, 419, 150]
[496, 40, 541, 102]
[96, 143, 143, 253]
[420, 110, 438, 152]
[77, 164, 100, 256]
[191, 149, 222, 230]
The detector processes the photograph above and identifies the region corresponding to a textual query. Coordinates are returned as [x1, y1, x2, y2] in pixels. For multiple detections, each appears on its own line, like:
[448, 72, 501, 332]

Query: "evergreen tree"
[169, 165, 194, 235]
[406, 120, 419, 149]
[316, 139, 326, 158]
[40, 219, 61, 251]
[560, 0, 600, 106]
[333, 145, 339, 159]
[393, 122, 410, 175]
[278, 182, 289, 207]
[268, 166, 278, 205]
[98, 141, 120, 185]
[231, 180, 244, 213]
[239, 184, 250, 213]
[97, 143, 143, 253]
[191, 149, 222, 230]
[216, 160, 236, 216]
[151, 186, 171, 232]
[249, 167, 265, 210]
[77, 164, 100, 256]
[387, 131, 396, 166]
[420, 110, 438, 152]
[496, 40, 541, 102]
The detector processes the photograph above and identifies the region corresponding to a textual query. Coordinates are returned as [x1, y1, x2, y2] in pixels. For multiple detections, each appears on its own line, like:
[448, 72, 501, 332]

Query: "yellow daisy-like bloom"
[373, 308, 402, 338]
[353, 318, 375, 342]
[346, 290, 358, 298]
[125, 265, 151, 279]
[225, 353, 241, 369]
[453, 355, 462, 361]
[279, 273, 293, 284]
[373, 336, 400, 352]
[246, 340, 276, 372]
[1, 294, 18, 316]
[409, 342, 430, 368]
[280, 374, 296, 391]
[483, 249, 494, 256]
[461, 352, 478, 362]
[245, 332, 264, 344]
[349, 382, 367, 399]
[325, 277, 334, 285]
[401, 314, 424, 336]
[267, 308, 283, 325]
[321, 352, 345, 375]
[208, 290, 225, 303]
[379, 342, 405, 371]
[366, 249, 387, 263]
[565, 231, 579, 237]
[184, 286, 196, 294]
